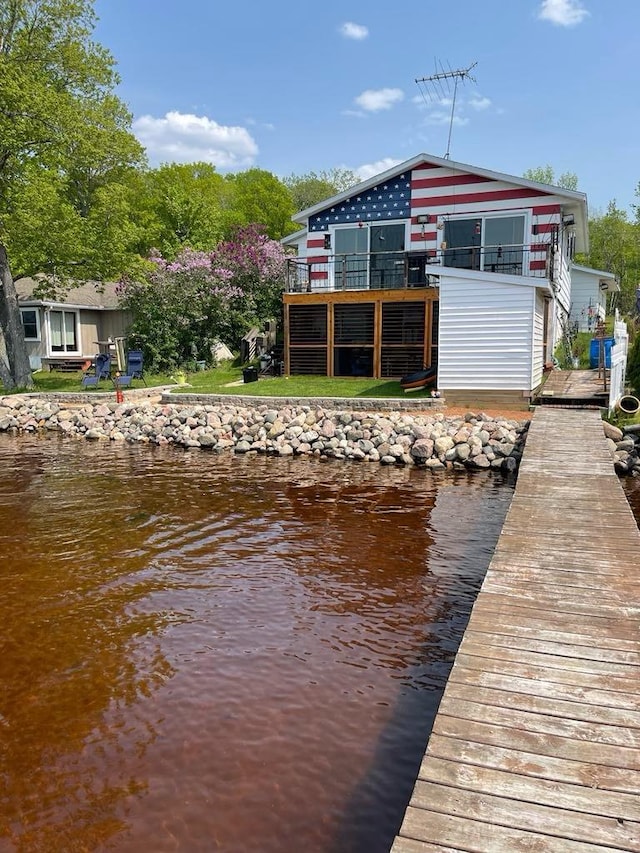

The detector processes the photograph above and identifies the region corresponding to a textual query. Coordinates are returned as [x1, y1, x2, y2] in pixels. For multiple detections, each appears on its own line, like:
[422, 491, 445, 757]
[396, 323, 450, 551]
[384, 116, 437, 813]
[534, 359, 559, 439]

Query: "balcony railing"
[286, 244, 550, 294]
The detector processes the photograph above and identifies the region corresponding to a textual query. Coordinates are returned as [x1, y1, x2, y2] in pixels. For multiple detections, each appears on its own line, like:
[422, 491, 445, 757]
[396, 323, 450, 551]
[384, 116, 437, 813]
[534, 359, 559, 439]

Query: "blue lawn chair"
[81, 353, 111, 386]
[125, 349, 145, 384]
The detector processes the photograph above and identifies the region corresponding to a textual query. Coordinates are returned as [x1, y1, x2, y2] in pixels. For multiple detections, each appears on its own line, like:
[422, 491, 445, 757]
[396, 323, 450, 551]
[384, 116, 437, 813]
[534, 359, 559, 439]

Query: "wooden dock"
[391, 408, 640, 852]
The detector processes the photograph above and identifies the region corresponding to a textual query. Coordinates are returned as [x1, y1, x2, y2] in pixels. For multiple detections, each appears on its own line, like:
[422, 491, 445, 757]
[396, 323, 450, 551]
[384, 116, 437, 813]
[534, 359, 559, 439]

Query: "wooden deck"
[537, 369, 610, 407]
[391, 408, 640, 852]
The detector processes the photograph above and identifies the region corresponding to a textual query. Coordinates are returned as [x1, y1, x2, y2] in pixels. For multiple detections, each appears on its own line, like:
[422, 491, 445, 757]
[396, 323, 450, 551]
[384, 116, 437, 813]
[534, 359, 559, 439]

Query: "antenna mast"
[415, 61, 477, 159]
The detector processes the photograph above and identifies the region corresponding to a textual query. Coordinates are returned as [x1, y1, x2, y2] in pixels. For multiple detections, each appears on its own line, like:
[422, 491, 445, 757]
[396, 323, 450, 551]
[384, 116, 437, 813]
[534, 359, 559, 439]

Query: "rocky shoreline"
[0, 395, 529, 472]
[605, 419, 640, 476]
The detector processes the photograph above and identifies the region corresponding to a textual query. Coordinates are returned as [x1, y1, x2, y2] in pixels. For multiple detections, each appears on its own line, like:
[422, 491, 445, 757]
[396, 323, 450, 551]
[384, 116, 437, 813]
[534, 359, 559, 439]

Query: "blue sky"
[94, 0, 640, 216]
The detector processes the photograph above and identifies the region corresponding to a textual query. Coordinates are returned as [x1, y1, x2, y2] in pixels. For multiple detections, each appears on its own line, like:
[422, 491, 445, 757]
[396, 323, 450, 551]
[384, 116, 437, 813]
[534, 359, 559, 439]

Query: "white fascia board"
[429, 265, 550, 289]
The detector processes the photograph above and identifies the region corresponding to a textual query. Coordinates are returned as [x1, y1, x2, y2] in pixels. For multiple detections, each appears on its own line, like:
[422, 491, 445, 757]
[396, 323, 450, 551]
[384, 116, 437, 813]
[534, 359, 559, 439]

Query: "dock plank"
[391, 408, 640, 852]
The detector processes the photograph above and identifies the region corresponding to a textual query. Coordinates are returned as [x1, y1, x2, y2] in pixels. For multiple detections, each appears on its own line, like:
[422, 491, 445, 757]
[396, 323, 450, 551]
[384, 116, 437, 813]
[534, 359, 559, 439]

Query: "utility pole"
[415, 62, 477, 159]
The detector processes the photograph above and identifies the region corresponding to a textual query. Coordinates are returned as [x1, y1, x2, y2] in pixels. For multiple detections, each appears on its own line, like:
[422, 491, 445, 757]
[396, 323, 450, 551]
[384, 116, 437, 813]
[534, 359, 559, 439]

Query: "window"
[20, 308, 40, 341]
[48, 310, 79, 353]
[444, 214, 526, 274]
[332, 222, 407, 289]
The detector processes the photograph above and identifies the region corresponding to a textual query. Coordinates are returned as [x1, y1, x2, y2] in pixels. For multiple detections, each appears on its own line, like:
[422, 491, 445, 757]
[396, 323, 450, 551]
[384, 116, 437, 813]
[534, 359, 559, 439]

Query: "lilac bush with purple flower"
[119, 226, 287, 370]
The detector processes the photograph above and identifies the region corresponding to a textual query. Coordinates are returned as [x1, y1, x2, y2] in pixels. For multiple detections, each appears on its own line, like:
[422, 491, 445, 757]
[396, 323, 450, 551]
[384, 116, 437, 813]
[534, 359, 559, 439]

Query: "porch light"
[416, 214, 430, 224]
[562, 214, 575, 227]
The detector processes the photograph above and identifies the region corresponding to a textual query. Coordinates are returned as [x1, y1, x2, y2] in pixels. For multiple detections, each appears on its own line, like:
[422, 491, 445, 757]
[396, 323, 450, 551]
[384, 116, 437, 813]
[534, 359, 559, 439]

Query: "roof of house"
[15, 277, 122, 310]
[292, 152, 589, 251]
[571, 263, 619, 291]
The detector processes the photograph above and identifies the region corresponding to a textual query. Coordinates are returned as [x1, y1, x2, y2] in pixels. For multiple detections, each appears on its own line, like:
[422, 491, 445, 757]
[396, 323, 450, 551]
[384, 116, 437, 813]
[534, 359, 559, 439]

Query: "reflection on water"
[0, 434, 514, 852]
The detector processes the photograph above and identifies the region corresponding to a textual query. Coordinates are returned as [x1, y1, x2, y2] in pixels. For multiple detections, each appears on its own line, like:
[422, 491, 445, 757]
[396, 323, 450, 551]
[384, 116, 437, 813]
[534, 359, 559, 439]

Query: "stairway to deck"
[391, 407, 640, 852]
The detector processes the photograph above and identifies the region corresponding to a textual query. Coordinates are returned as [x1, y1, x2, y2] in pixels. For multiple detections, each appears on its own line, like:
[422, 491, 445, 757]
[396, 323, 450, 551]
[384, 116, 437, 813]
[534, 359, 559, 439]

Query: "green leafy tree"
[0, 0, 144, 389]
[224, 168, 296, 239]
[283, 167, 360, 211]
[523, 165, 578, 191]
[581, 201, 640, 314]
[140, 162, 230, 258]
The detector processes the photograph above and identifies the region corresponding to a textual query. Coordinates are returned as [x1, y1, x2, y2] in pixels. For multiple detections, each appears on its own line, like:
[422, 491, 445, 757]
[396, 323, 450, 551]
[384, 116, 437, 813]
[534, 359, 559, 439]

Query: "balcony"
[286, 244, 550, 294]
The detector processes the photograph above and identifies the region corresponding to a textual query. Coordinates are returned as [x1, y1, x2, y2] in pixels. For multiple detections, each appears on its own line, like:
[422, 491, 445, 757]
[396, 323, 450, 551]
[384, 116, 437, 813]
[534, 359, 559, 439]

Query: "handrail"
[286, 244, 549, 294]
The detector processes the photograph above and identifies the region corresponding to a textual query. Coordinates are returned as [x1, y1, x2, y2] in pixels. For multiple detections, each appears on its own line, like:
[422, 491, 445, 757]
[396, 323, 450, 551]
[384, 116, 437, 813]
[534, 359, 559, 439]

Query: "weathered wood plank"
[433, 715, 640, 770]
[399, 807, 629, 852]
[437, 695, 640, 747]
[418, 755, 640, 820]
[443, 681, 640, 729]
[409, 780, 640, 849]
[450, 664, 640, 710]
[426, 734, 640, 793]
[461, 629, 640, 666]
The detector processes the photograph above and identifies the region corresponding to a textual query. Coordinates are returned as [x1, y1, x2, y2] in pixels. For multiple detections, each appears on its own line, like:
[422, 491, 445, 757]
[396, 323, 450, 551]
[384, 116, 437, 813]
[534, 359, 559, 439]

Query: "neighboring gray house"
[15, 277, 130, 371]
[569, 264, 618, 333]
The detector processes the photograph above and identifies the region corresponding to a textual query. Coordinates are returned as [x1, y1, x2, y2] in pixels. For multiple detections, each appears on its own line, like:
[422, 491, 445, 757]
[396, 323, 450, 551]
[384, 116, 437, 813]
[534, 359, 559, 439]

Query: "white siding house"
[570, 264, 618, 333]
[282, 152, 594, 407]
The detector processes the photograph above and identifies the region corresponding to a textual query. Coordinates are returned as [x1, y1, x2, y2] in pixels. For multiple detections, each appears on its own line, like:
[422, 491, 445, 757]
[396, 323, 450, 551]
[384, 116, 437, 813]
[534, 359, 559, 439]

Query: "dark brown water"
[0, 434, 514, 853]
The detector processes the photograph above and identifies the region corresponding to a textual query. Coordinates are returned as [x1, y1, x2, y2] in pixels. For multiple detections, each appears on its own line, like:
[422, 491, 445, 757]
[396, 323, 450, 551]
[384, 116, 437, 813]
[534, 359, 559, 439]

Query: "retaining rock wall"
[0, 396, 529, 472]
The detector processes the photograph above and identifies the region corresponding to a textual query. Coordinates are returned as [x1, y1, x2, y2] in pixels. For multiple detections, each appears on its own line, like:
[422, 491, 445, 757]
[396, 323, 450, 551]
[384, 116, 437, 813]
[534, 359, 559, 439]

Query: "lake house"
[282, 153, 590, 408]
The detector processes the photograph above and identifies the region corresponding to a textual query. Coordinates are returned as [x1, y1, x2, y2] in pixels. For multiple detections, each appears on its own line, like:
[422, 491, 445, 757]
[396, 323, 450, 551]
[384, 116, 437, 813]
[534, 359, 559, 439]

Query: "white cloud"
[354, 88, 404, 112]
[339, 22, 369, 40]
[469, 95, 491, 111]
[132, 111, 259, 168]
[354, 157, 403, 181]
[538, 0, 589, 26]
[424, 111, 469, 127]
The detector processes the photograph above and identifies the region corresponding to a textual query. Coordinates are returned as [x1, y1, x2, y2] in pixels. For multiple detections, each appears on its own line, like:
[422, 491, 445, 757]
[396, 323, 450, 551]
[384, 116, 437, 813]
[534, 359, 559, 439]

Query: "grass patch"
[13, 362, 434, 400]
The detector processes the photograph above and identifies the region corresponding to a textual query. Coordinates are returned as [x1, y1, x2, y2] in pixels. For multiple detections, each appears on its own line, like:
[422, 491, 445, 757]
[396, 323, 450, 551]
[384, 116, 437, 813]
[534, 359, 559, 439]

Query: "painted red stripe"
[307, 238, 326, 248]
[411, 174, 493, 190]
[306, 255, 328, 264]
[532, 222, 557, 234]
[529, 260, 547, 271]
[532, 204, 561, 215]
[310, 271, 328, 280]
[530, 243, 550, 253]
[410, 187, 548, 208]
[411, 231, 438, 242]
[412, 162, 440, 171]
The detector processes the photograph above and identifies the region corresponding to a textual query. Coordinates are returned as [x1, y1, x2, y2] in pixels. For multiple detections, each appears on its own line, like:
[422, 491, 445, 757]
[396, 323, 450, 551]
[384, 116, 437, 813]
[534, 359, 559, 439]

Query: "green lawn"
[23, 362, 434, 399]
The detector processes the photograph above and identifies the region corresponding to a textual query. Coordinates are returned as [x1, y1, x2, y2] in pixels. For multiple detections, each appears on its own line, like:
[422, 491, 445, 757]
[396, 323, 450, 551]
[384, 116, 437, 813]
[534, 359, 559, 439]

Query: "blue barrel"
[589, 337, 614, 369]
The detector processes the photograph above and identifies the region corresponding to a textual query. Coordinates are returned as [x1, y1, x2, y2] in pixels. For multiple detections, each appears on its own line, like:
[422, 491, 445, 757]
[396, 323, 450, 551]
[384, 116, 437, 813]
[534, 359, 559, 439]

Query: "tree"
[581, 201, 640, 314]
[118, 226, 287, 370]
[139, 162, 230, 259]
[224, 169, 296, 240]
[283, 167, 360, 212]
[523, 165, 578, 191]
[0, 0, 144, 389]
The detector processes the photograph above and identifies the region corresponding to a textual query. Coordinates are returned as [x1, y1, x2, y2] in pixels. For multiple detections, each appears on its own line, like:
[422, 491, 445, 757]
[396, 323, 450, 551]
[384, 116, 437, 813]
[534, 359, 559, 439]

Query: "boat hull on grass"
[400, 366, 437, 392]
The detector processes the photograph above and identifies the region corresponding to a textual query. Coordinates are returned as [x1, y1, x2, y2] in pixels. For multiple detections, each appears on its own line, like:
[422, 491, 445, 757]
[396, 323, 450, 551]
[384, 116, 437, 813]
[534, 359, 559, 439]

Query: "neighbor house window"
[444, 214, 527, 275]
[20, 308, 41, 341]
[48, 309, 79, 353]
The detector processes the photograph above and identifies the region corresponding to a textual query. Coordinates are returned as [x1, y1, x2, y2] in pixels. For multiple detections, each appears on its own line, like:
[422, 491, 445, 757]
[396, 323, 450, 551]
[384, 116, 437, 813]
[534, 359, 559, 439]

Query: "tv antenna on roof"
[415, 61, 477, 159]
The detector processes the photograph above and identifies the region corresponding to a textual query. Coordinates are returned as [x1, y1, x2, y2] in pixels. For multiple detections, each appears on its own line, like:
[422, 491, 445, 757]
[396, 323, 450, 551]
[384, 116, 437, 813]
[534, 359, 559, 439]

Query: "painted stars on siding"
[309, 174, 411, 231]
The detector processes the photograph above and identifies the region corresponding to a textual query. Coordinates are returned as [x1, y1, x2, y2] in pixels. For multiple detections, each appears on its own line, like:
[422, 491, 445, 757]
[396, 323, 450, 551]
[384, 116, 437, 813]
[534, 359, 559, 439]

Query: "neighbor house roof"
[292, 152, 589, 252]
[15, 277, 122, 310]
[571, 264, 619, 291]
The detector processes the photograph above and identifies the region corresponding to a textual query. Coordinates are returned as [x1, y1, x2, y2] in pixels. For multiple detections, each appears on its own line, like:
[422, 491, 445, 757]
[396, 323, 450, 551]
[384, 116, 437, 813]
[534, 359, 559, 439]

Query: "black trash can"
[242, 366, 259, 383]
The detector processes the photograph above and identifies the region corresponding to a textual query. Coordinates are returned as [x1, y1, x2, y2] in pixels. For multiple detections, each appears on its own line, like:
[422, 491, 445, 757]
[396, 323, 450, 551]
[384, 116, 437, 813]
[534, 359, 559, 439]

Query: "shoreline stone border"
[0, 390, 529, 473]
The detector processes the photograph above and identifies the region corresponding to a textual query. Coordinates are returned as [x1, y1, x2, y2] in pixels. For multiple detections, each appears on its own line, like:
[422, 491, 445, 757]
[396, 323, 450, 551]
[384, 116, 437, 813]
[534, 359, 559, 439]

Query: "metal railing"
[286, 244, 549, 293]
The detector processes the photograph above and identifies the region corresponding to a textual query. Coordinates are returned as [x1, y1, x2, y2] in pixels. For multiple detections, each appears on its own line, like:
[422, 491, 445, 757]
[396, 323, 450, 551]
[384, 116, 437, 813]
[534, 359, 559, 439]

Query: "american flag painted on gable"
[304, 159, 570, 278]
[309, 174, 411, 231]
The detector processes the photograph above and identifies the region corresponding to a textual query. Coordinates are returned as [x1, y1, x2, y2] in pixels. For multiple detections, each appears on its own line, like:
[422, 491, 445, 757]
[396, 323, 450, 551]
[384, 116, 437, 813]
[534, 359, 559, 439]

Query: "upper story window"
[332, 221, 407, 289]
[20, 308, 41, 341]
[443, 214, 527, 275]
